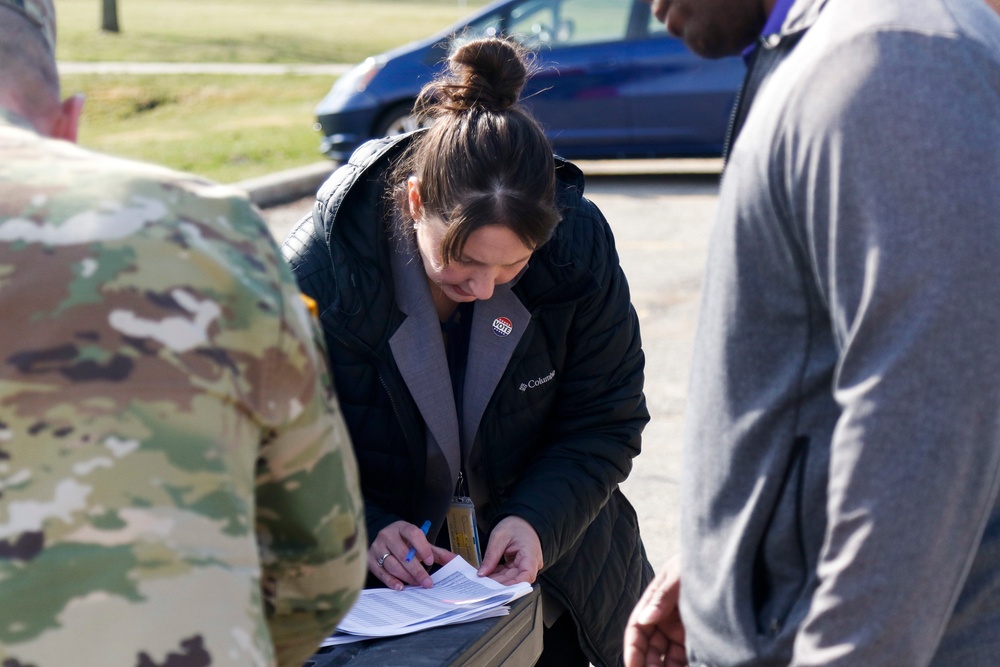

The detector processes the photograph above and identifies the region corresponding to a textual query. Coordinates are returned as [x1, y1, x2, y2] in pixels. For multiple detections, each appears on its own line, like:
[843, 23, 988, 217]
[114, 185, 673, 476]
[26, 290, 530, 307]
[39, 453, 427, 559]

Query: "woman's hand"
[369, 520, 455, 591]
[624, 554, 686, 667]
[477, 516, 543, 585]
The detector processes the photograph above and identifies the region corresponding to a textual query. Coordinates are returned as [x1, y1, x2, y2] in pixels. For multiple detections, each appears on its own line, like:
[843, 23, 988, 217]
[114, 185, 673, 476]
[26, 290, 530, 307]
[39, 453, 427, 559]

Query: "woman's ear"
[407, 176, 423, 221]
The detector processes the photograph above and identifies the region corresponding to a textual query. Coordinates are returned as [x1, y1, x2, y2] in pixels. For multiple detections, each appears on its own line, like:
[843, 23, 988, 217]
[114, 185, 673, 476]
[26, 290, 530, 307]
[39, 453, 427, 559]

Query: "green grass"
[53, 0, 490, 183]
[57, 0, 490, 64]
[62, 73, 334, 184]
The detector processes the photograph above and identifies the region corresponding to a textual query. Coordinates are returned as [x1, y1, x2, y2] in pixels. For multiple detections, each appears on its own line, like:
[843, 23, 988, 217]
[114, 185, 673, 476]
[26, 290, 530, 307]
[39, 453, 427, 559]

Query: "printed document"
[322, 555, 532, 646]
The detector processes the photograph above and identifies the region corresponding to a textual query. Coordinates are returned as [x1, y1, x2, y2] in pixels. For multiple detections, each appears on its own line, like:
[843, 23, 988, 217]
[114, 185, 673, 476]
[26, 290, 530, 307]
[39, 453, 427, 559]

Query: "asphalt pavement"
[253, 160, 723, 569]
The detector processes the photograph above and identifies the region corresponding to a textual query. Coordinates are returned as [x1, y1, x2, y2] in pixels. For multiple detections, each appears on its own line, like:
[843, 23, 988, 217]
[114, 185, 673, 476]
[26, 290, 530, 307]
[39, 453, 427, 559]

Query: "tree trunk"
[101, 0, 120, 33]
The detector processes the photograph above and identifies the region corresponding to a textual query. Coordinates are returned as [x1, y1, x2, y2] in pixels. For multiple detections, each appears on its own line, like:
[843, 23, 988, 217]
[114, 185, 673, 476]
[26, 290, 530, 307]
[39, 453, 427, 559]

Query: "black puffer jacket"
[282, 134, 653, 667]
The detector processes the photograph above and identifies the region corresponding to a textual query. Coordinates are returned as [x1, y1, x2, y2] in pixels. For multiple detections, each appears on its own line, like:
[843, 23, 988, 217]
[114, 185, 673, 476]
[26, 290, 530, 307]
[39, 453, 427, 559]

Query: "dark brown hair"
[391, 36, 560, 263]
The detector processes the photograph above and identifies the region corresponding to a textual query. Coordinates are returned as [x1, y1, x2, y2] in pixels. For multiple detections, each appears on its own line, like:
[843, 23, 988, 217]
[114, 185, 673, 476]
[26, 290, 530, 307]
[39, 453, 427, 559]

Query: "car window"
[647, 7, 669, 38]
[464, 0, 633, 49]
[504, 0, 558, 47]
[465, 12, 504, 39]
[552, 0, 633, 45]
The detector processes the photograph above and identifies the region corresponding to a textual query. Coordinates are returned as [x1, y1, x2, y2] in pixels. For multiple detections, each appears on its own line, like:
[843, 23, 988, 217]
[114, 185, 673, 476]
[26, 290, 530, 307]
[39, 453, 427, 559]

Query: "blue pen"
[405, 520, 432, 563]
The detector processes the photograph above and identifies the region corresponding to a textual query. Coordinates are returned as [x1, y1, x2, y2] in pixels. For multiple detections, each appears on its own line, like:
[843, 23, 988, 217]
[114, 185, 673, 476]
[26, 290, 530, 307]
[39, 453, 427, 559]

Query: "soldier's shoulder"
[85, 144, 263, 223]
[4, 135, 277, 257]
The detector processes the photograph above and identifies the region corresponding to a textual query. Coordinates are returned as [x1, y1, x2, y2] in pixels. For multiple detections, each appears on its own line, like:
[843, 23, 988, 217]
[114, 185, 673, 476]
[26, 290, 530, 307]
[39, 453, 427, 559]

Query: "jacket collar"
[388, 230, 463, 488]
[781, 0, 828, 37]
[387, 224, 531, 484]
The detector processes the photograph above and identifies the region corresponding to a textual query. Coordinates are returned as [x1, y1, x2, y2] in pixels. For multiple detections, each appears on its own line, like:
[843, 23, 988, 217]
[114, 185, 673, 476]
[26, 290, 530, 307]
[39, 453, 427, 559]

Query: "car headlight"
[316, 56, 388, 116]
[335, 56, 386, 95]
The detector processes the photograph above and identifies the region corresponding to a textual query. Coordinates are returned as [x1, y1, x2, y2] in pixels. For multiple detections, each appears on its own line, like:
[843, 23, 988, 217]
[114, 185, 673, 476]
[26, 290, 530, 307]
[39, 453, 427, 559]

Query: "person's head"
[0, 0, 83, 140]
[642, 0, 776, 58]
[391, 36, 561, 303]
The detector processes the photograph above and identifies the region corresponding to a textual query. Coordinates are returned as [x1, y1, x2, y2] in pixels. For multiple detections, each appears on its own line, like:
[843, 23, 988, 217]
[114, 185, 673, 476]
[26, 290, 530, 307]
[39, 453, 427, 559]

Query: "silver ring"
[377, 552, 391, 568]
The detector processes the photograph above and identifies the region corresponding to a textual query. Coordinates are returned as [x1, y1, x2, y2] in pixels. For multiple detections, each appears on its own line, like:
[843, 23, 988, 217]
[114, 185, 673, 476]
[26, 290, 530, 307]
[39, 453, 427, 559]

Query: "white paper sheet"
[322, 556, 532, 646]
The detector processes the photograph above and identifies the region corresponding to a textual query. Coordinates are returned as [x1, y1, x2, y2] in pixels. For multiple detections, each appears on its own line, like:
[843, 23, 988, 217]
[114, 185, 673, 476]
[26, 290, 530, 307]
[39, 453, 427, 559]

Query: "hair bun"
[391, 36, 559, 264]
[419, 37, 530, 115]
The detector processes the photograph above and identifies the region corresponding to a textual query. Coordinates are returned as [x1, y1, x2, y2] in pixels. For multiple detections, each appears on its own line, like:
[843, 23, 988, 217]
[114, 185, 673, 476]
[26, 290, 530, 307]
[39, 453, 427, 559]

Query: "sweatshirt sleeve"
[784, 30, 1000, 666]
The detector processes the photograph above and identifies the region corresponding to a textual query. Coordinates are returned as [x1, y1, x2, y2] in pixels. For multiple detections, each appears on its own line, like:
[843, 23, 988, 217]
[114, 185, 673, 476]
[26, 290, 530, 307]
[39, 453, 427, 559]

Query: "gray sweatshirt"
[681, 0, 1000, 665]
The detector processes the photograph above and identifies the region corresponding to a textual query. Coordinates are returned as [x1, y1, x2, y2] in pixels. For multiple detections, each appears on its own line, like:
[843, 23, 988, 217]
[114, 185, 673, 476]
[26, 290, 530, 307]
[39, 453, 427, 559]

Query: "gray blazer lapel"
[462, 285, 531, 455]
[388, 241, 462, 487]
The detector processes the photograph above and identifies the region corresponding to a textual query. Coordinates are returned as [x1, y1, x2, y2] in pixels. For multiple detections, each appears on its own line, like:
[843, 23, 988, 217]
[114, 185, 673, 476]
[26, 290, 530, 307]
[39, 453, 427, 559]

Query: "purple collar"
[762, 0, 797, 36]
[744, 0, 797, 59]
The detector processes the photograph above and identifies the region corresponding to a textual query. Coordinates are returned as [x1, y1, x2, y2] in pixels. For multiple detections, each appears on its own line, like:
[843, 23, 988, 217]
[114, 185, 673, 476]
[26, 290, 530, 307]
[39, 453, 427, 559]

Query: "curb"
[234, 161, 336, 209]
[574, 157, 723, 176]
[235, 157, 723, 210]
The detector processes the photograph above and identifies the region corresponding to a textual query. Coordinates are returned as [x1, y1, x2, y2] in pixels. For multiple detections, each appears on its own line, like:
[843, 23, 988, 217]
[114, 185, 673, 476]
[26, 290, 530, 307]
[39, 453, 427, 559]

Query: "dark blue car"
[315, 0, 745, 161]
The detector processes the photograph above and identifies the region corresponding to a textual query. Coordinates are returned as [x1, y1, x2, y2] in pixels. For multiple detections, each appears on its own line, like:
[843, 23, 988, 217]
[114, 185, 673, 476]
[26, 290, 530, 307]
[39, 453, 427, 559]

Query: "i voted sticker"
[492, 317, 513, 337]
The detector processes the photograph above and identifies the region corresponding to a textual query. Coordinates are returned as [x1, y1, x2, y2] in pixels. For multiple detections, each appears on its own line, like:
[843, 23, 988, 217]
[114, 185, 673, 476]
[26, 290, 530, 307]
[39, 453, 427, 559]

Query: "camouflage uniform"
[0, 109, 366, 667]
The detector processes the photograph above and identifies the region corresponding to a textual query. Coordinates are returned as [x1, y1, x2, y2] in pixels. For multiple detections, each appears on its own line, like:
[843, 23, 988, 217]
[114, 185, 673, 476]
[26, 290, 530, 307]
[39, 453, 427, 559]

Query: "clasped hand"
[624, 554, 687, 667]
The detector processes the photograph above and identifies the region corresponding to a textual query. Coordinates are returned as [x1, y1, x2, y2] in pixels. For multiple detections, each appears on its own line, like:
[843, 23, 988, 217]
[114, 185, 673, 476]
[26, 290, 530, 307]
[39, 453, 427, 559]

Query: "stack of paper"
[322, 556, 533, 646]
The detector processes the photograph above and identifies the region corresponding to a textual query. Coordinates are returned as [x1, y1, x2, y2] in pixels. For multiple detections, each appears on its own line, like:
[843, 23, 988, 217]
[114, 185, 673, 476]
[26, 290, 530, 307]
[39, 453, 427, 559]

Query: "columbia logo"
[519, 370, 556, 392]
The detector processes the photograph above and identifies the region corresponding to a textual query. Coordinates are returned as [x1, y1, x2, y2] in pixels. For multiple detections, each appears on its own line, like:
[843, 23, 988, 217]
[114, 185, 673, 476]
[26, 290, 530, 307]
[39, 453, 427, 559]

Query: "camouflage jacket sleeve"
[253, 245, 367, 667]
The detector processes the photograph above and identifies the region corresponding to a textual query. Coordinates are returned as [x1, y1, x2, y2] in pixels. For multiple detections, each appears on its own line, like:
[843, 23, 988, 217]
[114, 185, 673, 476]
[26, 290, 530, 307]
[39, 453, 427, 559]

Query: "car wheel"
[375, 102, 426, 137]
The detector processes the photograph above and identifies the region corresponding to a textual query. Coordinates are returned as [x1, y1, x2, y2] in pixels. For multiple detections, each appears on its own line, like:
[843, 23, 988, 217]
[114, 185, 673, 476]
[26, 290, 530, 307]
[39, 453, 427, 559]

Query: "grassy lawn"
[61, 73, 334, 184]
[54, 0, 490, 182]
[57, 0, 490, 64]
